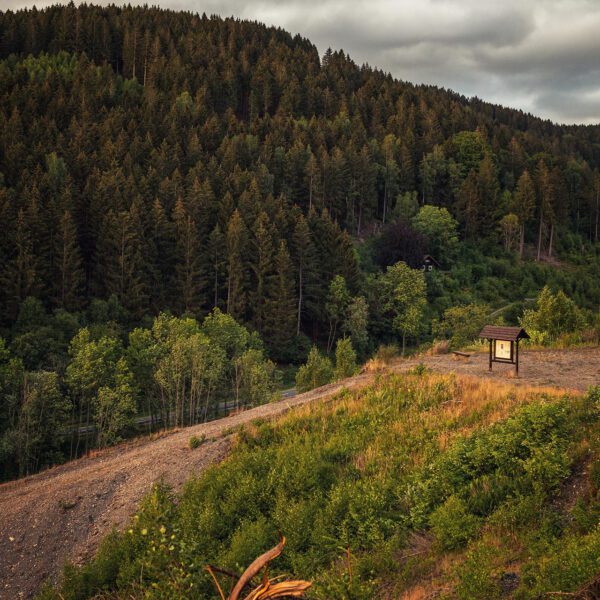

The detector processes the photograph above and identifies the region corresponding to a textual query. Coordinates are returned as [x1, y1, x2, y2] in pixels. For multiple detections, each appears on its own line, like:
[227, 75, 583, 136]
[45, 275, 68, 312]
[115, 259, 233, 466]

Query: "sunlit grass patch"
[41, 375, 598, 600]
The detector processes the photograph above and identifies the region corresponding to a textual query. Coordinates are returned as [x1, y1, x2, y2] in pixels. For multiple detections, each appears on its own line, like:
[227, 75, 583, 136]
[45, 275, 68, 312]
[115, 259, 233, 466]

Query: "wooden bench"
[452, 351, 471, 358]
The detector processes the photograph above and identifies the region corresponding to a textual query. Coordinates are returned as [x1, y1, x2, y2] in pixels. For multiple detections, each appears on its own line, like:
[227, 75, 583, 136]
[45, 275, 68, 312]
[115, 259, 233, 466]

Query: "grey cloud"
[3, 0, 600, 124]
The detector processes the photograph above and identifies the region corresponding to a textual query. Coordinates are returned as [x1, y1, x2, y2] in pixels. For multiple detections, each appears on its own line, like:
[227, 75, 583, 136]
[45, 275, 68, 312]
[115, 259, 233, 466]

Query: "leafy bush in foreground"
[40, 376, 599, 599]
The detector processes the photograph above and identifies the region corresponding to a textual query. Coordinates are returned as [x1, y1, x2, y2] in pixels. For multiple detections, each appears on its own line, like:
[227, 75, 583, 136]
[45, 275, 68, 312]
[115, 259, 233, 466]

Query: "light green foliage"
[499, 213, 519, 252]
[66, 328, 122, 400]
[451, 130, 488, 178]
[429, 496, 481, 550]
[16, 371, 70, 476]
[519, 524, 600, 597]
[412, 205, 459, 258]
[189, 434, 206, 449]
[66, 328, 123, 446]
[334, 337, 358, 380]
[432, 303, 490, 348]
[520, 285, 585, 342]
[455, 543, 501, 600]
[295, 346, 334, 392]
[95, 359, 137, 447]
[326, 275, 351, 352]
[233, 348, 278, 408]
[393, 191, 419, 220]
[154, 330, 225, 427]
[343, 296, 369, 354]
[381, 261, 427, 353]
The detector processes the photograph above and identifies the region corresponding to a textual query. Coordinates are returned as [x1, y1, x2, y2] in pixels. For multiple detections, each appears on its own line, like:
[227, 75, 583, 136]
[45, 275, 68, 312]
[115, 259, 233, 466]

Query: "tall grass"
[39, 376, 600, 600]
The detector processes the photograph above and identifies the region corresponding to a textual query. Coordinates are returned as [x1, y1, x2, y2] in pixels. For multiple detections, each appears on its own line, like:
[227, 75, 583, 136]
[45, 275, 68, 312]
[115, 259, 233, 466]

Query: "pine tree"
[52, 210, 84, 310]
[226, 209, 248, 321]
[512, 170, 536, 259]
[265, 240, 296, 359]
[172, 199, 204, 315]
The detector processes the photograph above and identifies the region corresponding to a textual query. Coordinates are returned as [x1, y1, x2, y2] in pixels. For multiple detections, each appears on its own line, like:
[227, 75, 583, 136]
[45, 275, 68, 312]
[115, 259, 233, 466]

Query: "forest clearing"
[1, 346, 597, 599]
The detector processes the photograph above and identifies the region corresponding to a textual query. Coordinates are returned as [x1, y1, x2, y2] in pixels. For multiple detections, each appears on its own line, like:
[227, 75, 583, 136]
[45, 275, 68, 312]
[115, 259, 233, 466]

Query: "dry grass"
[428, 339, 450, 355]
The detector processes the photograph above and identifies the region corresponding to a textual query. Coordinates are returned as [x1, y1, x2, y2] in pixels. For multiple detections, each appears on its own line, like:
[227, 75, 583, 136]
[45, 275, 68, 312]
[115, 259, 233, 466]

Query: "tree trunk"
[402, 331, 406, 356]
[548, 223, 554, 258]
[595, 186, 599, 243]
[519, 223, 525, 259]
[536, 213, 543, 261]
[296, 267, 303, 335]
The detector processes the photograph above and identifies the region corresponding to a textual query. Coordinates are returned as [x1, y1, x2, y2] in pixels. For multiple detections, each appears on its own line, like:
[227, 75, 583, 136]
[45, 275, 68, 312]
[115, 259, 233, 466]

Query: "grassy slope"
[41, 372, 600, 599]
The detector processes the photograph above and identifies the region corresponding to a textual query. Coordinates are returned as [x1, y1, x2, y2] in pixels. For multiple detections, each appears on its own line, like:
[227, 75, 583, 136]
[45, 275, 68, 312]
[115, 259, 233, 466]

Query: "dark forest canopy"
[1, 3, 600, 482]
[0, 2, 599, 346]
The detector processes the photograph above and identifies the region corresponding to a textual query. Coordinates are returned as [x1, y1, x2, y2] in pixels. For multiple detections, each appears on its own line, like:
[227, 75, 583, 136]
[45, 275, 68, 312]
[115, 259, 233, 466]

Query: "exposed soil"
[393, 346, 600, 392]
[0, 376, 371, 599]
[0, 347, 598, 599]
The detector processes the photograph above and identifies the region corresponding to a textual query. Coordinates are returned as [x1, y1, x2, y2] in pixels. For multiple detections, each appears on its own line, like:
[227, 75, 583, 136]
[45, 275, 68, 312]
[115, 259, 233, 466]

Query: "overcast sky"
[5, 0, 600, 125]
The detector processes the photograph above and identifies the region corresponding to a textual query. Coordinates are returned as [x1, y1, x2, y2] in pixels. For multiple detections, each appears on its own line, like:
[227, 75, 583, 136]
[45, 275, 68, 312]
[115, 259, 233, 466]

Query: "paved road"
[71, 388, 299, 435]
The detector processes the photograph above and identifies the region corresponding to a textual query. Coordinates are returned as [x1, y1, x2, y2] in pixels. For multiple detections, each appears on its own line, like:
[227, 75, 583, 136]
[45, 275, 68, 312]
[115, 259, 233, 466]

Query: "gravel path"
[1, 346, 598, 599]
[0, 375, 371, 599]
[393, 346, 600, 392]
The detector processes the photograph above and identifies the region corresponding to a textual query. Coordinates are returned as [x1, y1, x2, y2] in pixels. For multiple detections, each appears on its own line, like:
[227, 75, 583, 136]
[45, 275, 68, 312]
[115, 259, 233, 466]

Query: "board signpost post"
[478, 326, 530, 376]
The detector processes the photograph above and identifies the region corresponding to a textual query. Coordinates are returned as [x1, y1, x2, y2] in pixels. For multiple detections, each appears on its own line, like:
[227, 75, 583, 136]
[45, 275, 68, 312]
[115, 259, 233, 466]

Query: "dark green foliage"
[1, 3, 599, 348]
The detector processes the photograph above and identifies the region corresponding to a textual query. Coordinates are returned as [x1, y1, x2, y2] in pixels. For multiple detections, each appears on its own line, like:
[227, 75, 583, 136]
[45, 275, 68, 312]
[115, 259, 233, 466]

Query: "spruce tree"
[52, 210, 84, 311]
[292, 214, 318, 335]
[265, 240, 296, 359]
[172, 199, 204, 315]
[207, 224, 226, 310]
[512, 170, 536, 259]
[250, 211, 274, 333]
[226, 209, 248, 321]
[2, 209, 40, 319]
[95, 208, 146, 316]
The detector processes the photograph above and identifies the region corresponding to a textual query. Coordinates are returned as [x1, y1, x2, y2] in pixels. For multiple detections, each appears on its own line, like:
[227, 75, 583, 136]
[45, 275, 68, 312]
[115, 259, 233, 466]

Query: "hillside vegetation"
[39, 373, 600, 599]
[2, 5, 600, 483]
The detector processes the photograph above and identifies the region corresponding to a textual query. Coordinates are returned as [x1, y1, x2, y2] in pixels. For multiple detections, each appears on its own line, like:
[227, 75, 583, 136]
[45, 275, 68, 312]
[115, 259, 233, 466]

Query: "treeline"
[0, 301, 278, 480]
[1, 5, 600, 356]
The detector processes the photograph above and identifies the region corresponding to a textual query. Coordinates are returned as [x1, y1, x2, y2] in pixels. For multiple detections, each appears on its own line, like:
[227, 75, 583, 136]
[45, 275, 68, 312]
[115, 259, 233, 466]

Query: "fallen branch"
[208, 534, 312, 600]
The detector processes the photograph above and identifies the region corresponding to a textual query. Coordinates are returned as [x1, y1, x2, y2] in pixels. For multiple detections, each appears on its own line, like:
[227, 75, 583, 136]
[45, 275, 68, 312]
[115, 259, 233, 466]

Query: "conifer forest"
[1, 4, 600, 479]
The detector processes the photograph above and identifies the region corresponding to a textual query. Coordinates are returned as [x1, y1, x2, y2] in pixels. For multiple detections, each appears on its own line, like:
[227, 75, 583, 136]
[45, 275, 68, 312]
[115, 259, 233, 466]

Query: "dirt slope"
[0, 376, 371, 599]
[0, 347, 598, 599]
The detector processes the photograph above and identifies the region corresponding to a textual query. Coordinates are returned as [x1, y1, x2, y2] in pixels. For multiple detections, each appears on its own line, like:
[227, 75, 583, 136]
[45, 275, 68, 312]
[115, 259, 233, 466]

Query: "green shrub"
[334, 337, 358, 380]
[295, 347, 334, 392]
[373, 344, 398, 364]
[189, 434, 206, 449]
[518, 524, 600, 598]
[431, 303, 490, 348]
[409, 362, 428, 376]
[429, 496, 481, 551]
[455, 543, 501, 600]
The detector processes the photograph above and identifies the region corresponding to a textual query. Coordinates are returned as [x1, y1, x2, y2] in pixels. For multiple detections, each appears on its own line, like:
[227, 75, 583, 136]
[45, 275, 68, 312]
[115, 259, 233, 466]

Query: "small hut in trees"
[479, 326, 529, 375]
[421, 254, 441, 272]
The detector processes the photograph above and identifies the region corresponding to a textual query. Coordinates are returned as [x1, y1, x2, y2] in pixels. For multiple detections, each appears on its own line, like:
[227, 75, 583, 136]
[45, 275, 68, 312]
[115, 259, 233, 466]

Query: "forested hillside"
[1, 3, 600, 338]
[1, 4, 600, 481]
